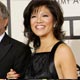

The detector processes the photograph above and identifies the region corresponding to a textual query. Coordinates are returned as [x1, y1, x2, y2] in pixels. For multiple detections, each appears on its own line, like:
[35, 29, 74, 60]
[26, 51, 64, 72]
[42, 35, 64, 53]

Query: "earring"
[53, 23, 56, 28]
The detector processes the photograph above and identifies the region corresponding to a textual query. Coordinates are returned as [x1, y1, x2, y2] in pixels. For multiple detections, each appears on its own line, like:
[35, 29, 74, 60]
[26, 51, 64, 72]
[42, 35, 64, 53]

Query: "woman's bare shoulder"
[55, 42, 75, 63]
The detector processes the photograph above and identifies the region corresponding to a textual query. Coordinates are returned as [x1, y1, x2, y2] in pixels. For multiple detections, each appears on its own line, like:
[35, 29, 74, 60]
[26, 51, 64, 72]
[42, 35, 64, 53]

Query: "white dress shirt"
[0, 33, 5, 42]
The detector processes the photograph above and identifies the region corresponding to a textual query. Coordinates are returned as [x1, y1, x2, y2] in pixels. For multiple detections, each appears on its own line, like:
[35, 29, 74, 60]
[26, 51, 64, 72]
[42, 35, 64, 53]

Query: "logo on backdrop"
[56, 0, 80, 4]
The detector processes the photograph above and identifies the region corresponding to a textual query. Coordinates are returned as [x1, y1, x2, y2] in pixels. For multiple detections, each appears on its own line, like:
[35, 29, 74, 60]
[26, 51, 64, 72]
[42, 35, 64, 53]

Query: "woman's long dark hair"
[23, 0, 64, 49]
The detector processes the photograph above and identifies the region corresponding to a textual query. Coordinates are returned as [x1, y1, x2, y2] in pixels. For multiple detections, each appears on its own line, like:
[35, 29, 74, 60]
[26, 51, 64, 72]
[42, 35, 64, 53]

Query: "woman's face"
[30, 6, 55, 37]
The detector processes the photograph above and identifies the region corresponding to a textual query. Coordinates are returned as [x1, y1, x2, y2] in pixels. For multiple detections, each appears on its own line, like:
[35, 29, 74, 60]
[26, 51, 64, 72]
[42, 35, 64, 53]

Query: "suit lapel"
[0, 44, 12, 61]
[0, 33, 12, 61]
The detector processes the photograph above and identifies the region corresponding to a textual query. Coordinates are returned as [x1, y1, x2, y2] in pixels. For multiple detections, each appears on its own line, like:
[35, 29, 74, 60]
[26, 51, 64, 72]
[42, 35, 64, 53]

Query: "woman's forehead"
[32, 6, 49, 14]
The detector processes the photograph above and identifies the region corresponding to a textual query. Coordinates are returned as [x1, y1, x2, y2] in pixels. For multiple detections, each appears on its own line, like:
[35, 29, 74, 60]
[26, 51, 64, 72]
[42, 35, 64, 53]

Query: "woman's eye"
[43, 15, 48, 17]
[31, 15, 36, 18]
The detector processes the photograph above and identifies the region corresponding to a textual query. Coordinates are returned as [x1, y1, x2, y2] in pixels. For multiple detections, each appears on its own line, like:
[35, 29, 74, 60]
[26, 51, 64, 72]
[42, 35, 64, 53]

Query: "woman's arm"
[55, 43, 78, 79]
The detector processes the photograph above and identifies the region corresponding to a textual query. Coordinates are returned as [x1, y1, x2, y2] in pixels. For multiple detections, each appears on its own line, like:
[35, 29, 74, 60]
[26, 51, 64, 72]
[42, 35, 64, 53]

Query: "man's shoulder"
[11, 37, 27, 47]
[10, 37, 31, 52]
[6, 34, 30, 49]
[11, 38, 25, 45]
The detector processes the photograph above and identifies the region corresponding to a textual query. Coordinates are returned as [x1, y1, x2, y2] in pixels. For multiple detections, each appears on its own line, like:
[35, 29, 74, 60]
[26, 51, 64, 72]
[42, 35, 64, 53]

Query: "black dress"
[25, 41, 63, 79]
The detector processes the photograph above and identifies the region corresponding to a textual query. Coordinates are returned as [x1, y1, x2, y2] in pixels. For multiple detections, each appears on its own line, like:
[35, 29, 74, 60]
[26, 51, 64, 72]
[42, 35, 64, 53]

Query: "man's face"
[0, 16, 8, 35]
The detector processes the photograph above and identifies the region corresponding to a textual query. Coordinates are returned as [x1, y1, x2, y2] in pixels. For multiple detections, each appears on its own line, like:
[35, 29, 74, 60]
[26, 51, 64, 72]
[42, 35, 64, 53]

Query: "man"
[0, 1, 31, 79]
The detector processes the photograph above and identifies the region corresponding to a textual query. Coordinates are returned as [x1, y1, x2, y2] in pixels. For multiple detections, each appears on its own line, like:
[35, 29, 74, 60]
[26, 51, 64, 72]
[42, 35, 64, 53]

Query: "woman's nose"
[37, 16, 42, 23]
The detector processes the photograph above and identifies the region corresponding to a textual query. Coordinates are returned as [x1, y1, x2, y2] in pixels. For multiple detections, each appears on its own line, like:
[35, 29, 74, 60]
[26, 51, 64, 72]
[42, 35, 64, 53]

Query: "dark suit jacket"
[0, 33, 31, 79]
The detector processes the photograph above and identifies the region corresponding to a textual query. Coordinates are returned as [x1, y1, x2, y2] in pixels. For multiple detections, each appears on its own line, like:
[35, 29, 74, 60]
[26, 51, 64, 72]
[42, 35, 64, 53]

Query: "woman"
[7, 0, 78, 79]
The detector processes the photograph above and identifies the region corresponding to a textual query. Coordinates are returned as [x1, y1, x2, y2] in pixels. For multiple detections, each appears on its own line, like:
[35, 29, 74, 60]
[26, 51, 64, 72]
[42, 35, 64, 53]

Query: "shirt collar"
[0, 33, 5, 42]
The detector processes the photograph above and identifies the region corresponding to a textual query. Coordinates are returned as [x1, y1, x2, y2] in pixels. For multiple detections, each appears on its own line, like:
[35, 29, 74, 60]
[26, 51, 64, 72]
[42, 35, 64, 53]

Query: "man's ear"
[4, 18, 8, 27]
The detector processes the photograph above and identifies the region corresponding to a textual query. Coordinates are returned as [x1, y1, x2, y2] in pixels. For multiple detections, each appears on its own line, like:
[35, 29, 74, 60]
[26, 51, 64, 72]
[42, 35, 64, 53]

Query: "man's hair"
[0, 1, 9, 29]
[0, 1, 9, 19]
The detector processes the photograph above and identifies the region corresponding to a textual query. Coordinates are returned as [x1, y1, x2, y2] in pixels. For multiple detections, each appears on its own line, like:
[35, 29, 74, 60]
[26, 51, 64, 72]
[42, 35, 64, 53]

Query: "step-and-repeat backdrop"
[0, 0, 80, 66]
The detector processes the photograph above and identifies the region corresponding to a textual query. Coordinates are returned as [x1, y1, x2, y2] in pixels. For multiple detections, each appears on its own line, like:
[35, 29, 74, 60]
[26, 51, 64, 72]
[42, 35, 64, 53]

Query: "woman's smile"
[35, 25, 45, 30]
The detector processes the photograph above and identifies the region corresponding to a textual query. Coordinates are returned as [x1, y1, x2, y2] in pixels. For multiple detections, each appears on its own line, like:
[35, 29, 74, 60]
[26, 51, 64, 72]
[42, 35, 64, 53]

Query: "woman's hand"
[7, 69, 20, 79]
